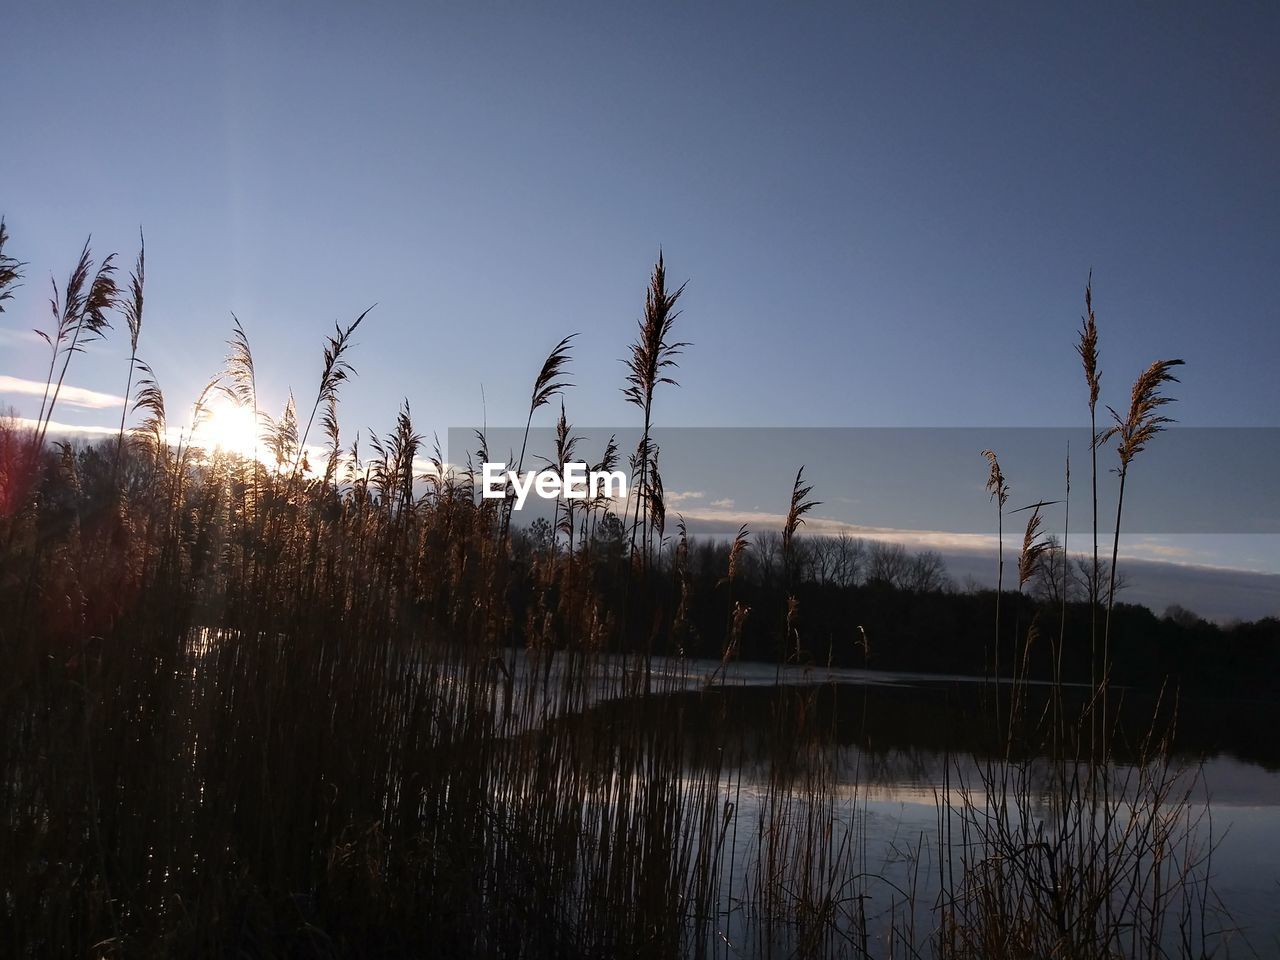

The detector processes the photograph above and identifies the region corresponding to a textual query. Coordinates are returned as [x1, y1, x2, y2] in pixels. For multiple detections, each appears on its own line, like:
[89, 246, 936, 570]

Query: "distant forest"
[508, 513, 1280, 698]
[10, 423, 1276, 706]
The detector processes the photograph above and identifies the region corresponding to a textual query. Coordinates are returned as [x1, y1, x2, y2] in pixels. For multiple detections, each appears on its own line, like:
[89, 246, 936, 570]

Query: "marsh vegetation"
[0, 223, 1272, 957]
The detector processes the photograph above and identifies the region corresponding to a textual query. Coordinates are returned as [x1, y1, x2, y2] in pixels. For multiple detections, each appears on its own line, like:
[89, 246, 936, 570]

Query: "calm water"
[521, 653, 1280, 956]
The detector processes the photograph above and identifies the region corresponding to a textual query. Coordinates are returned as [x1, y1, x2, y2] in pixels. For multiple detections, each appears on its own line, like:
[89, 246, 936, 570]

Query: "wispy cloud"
[0, 329, 42, 347]
[10, 416, 371, 480]
[676, 505, 1002, 552]
[7, 416, 122, 438]
[1129, 541, 1195, 561]
[665, 490, 705, 506]
[0, 375, 124, 410]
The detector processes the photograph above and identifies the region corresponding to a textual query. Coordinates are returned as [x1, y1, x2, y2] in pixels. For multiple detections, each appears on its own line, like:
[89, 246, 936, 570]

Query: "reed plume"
[263, 392, 299, 470]
[321, 396, 342, 485]
[175, 376, 221, 475]
[582, 432, 619, 547]
[221, 314, 258, 412]
[1077, 275, 1104, 752]
[724, 524, 750, 586]
[425, 432, 450, 504]
[292, 307, 372, 480]
[981, 448, 1009, 589]
[1016, 503, 1050, 590]
[644, 446, 665, 544]
[114, 231, 146, 473]
[0, 218, 26, 312]
[1098, 358, 1185, 694]
[131, 360, 167, 454]
[389, 401, 422, 514]
[982, 449, 1009, 510]
[782, 465, 818, 568]
[35, 238, 119, 450]
[549, 399, 583, 548]
[782, 466, 819, 662]
[1100, 358, 1186, 468]
[503, 333, 576, 542]
[623, 253, 688, 568]
[982, 449, 1009, 724]
[473, 428, 490, 477]
[532, 334, 577, 410]
[1077, 272, 1100, 414]
[622, 253, 688, 411]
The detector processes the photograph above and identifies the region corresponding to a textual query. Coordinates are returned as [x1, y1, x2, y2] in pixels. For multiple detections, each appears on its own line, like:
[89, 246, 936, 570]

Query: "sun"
[199, 398, 260, 459]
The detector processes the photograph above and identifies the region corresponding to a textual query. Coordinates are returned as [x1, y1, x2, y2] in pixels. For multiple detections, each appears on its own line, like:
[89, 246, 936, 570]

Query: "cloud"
[676, 505, 1000, 552]
[0, 329, 42, 346]
[6, 416, 122, 438]
[665, 490, 705, 506]
[0, 375, 125, 410]
[670, 506, 1279, 622]
[411, 456, 467, 479]
[1130, 542, 1195, 560]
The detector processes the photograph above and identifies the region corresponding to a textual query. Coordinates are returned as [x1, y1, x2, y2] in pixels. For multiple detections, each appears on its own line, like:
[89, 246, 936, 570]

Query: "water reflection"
[542, 655, 1280, 952]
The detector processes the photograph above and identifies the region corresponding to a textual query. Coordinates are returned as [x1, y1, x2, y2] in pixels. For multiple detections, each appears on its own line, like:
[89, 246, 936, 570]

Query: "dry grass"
[0, 227, 1223, 958]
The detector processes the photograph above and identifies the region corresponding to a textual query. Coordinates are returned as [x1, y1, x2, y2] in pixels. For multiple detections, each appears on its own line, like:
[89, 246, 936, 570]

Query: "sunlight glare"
[200, 399, 259, 459]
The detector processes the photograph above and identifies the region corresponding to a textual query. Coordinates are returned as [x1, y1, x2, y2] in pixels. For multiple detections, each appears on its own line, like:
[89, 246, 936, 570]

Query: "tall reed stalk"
[33, 239, 119, 452]
[1098, 358, 1185, 732]
[501, 333, 576, 545]
[113, 231, 145, 478]
[623, 253, 687, 572]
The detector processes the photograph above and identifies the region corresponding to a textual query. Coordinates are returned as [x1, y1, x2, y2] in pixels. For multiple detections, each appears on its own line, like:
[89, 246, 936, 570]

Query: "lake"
[502, 652, 1280, 957]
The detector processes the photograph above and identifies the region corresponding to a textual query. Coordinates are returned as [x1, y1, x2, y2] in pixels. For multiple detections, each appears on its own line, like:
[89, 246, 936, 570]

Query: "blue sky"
[2, 2, 1277, 594]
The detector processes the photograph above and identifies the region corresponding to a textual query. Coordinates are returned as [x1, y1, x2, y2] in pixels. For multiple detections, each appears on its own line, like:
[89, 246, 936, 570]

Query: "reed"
[501, 333, 576, 544]
[0, 218, 26, 311]
[33, 238, 119, 451]
[0, 221, 1223, 958]
[1078, 274, 1101, 701]
[623, 253, 688, 571]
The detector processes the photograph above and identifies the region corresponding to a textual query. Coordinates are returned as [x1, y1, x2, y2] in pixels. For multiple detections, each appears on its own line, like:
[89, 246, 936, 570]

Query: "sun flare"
[199, 399, 259, 458]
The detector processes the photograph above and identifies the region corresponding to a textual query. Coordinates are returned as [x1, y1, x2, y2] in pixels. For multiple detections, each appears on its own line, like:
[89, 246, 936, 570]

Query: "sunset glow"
[198, 399, 259, 459]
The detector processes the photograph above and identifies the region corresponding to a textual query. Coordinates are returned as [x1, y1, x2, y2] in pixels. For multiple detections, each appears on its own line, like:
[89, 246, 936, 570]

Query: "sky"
[2, 2, 1277, 608]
